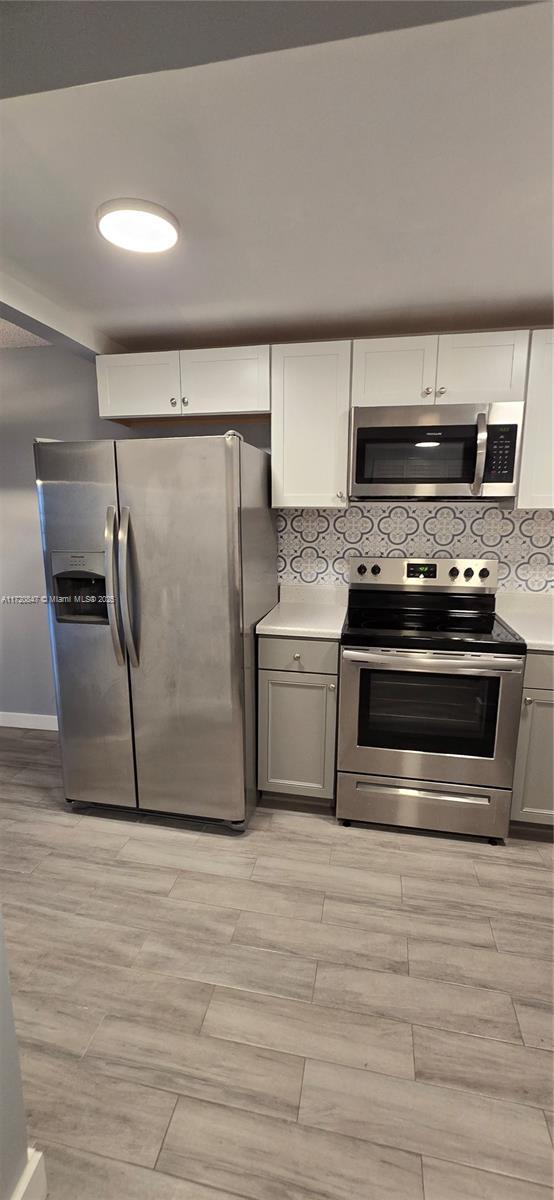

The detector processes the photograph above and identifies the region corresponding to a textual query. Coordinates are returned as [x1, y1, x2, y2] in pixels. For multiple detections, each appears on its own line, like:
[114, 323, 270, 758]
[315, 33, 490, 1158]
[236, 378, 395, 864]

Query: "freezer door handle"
[118, 506, 139, 667]
[104, 506, 125, 666]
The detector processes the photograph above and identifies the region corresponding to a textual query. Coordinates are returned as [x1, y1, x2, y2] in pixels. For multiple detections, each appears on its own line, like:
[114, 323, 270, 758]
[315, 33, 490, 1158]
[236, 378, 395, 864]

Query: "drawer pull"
[293, 652, 301, 661]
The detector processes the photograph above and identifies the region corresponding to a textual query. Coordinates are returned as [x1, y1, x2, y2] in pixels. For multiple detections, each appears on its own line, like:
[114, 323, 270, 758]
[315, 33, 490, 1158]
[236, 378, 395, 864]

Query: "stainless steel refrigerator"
[34, 433, 277, 828]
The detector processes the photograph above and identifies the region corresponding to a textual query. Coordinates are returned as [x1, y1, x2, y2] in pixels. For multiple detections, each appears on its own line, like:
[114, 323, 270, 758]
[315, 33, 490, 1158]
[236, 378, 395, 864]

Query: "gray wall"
[0, 347, 115, 716]
[0, 345, 269, 719]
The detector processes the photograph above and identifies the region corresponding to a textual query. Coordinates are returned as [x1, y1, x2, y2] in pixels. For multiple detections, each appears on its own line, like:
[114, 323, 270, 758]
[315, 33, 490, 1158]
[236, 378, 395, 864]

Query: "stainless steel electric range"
[337, 558, 526, 840]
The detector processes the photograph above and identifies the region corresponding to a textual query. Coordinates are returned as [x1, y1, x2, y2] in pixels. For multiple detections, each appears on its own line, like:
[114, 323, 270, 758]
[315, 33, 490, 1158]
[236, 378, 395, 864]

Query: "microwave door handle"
[471, 412, 488, 496]
[104, 506, 125, 666]
[118, 507, 139, 667]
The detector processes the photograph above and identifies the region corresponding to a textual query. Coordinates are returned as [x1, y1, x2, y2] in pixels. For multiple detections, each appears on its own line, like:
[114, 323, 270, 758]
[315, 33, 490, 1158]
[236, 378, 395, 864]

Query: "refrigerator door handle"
[118, 506, 139, 667]
[104, 506, 125, 666]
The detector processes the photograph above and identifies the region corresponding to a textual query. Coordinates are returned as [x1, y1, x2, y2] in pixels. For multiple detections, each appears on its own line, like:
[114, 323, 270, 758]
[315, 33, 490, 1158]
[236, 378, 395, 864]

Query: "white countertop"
[257, 584, 347, 640]
[258, 586, 554, 650]
[496, 591, 554, 654]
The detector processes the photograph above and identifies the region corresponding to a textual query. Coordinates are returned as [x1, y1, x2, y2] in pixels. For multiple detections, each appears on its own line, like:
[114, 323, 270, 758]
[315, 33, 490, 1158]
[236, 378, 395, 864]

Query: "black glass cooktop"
[341, 615, 525, 655]
[341, 588, 526, 655]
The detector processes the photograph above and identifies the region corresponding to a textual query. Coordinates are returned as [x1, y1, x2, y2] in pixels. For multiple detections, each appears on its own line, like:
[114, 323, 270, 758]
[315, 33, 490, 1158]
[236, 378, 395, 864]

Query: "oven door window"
[357, 669, 500, 758]
[355, 425, 477, 485]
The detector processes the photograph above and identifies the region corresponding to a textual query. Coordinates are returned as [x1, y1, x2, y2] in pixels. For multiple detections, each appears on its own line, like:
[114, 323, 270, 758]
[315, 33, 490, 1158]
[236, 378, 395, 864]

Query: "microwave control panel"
[483, 424, 517, 482]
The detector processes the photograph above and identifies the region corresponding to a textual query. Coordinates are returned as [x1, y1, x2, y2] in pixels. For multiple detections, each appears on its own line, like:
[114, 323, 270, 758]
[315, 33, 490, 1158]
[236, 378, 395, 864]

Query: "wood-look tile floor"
[1, 728, 553, 1199]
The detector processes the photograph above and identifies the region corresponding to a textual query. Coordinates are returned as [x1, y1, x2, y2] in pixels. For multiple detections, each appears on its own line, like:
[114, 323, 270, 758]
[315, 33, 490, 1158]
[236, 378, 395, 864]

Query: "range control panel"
[483, 424, 518, 482]
[350, 558, 498, 590]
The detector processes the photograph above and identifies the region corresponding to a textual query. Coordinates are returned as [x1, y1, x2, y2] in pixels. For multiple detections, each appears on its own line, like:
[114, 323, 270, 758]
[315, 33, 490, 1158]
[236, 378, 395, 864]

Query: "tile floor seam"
[78, 1012, 108, 1061]
[543, 1110, 554, 1146]
[294, 1111, 552, 1188]
[418, 1152, 426, 1200]
[410, 1020, 534, 1052]
[33, 1136, 224, 1200]
[196, 984, 218, 1035]
[296, 1089, 553, 1188]
[152, 1091, 181, 1173]
[411, 1030, 554, 1111]
[421, 1154, 554, 1193]
[296, 1056, 308, 1122]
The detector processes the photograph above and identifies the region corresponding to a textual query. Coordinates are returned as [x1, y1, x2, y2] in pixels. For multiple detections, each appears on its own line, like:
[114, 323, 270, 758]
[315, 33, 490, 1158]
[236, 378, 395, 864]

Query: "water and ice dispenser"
[50, 552, 109, 624]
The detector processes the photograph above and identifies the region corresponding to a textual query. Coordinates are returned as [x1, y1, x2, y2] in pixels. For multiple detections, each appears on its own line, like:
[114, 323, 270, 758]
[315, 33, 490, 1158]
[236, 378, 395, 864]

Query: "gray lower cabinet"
[511, 672, 554, 825]
[258, 669, 337, 799]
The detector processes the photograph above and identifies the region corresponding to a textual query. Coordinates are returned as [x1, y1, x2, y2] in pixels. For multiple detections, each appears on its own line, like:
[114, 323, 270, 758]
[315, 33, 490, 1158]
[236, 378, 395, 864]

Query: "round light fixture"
[96, 199, 179, 253]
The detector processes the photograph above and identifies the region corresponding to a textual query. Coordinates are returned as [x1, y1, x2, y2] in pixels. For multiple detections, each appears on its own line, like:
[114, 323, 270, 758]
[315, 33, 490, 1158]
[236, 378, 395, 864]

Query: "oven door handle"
[342, 649, 524, 674]
[471, 411, 488, 496]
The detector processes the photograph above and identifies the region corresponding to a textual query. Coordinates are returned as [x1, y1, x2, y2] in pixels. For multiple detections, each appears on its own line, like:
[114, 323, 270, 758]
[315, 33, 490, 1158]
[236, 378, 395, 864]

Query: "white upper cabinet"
[352, 336, 438, 407]
[97, 352, 181, 418]
[517, 329, 554, 509]
[179, 345, 270, 415]
[434, 330, 530, 405]
[97, 345, 270, 419]
[271, 341, 351, 508]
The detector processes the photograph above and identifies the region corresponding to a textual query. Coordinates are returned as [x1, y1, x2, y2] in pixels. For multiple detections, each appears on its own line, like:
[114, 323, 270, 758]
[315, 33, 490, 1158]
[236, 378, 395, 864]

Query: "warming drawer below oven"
[337, 772, 511, 838]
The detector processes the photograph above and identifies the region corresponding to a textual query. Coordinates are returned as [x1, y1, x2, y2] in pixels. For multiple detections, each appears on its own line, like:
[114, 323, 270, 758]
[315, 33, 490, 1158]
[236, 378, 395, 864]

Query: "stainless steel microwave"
[349, 403, 524, 500]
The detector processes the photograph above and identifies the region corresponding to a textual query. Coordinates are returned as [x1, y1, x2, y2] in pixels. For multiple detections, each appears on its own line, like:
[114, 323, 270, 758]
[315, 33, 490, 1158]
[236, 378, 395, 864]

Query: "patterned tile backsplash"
[276, 504, 554, 591]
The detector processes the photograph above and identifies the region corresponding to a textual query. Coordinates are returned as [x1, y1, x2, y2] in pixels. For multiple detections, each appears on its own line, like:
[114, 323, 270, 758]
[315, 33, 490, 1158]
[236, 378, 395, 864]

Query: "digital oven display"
[407, 563, 437, 579]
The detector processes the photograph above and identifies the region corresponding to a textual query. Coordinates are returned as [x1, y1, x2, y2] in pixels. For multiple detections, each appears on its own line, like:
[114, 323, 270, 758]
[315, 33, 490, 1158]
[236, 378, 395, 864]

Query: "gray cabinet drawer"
[258, 636, 339, 675]
[524, 652, 554, 691]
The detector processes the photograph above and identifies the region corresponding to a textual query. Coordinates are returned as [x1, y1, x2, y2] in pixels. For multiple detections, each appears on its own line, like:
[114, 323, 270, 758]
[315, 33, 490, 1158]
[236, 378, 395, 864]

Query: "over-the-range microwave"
[349, 403, 524, 501]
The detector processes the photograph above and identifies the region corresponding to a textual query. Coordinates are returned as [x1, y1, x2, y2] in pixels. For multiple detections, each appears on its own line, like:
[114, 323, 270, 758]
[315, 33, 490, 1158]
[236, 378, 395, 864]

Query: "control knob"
[371, 564, 381, 576]
[464, 568, 474, 580]
[479, 568, 490, 580]
[357, 564, 367, 576]
[448, 567, 459, 579]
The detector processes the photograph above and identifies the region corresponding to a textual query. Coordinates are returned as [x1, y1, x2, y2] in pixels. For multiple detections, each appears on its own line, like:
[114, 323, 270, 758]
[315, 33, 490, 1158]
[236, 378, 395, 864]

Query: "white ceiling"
[0, 3, 551, 352]
[0, 317, 49, 349]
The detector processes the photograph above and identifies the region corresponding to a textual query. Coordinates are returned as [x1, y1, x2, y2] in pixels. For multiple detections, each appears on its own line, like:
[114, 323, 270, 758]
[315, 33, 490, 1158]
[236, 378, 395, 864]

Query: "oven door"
[339, 648, 525, 789]
[349, 404, 522, 499]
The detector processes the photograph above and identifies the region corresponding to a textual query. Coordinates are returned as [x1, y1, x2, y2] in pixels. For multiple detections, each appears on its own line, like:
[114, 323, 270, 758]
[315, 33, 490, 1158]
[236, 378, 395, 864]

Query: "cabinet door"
[179, 346, 270, 415]
[258, 669, 337, 799]
[96, 352, 182, 418]
[511, 688, 554, 825]
[352, 336, 438, 407]
[435, 331, 530, 405]
[517, 329, 554, 509]
[271, 341, 351, 507]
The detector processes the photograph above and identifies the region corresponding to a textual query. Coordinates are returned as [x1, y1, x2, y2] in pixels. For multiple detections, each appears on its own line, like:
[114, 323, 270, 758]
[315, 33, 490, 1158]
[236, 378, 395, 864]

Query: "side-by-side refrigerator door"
[34, 440, 136, 807]
[115, 435, 246, 820]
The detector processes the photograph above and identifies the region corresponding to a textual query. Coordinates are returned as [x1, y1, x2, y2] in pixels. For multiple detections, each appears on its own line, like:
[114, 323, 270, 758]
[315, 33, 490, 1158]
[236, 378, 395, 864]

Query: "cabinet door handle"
[437, 386, 447, 396]
[328, 683, 336, 691]
[524, 696, 533, 706]
[170, 397, 177, 407]
[182, 397, 189, 407]
[336, 491, 345, 500]
[422, 387, 433, 396]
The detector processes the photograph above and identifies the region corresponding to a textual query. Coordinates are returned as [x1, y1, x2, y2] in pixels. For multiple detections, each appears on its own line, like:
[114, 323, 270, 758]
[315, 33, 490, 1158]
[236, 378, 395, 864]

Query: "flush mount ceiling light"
[96, 199, 179, 253]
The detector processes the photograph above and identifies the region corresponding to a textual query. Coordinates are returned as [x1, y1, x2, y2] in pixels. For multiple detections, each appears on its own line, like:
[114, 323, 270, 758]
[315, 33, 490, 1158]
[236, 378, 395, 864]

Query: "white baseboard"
[0, 712, 58, 731]
[10, 1149, 47, 1200]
